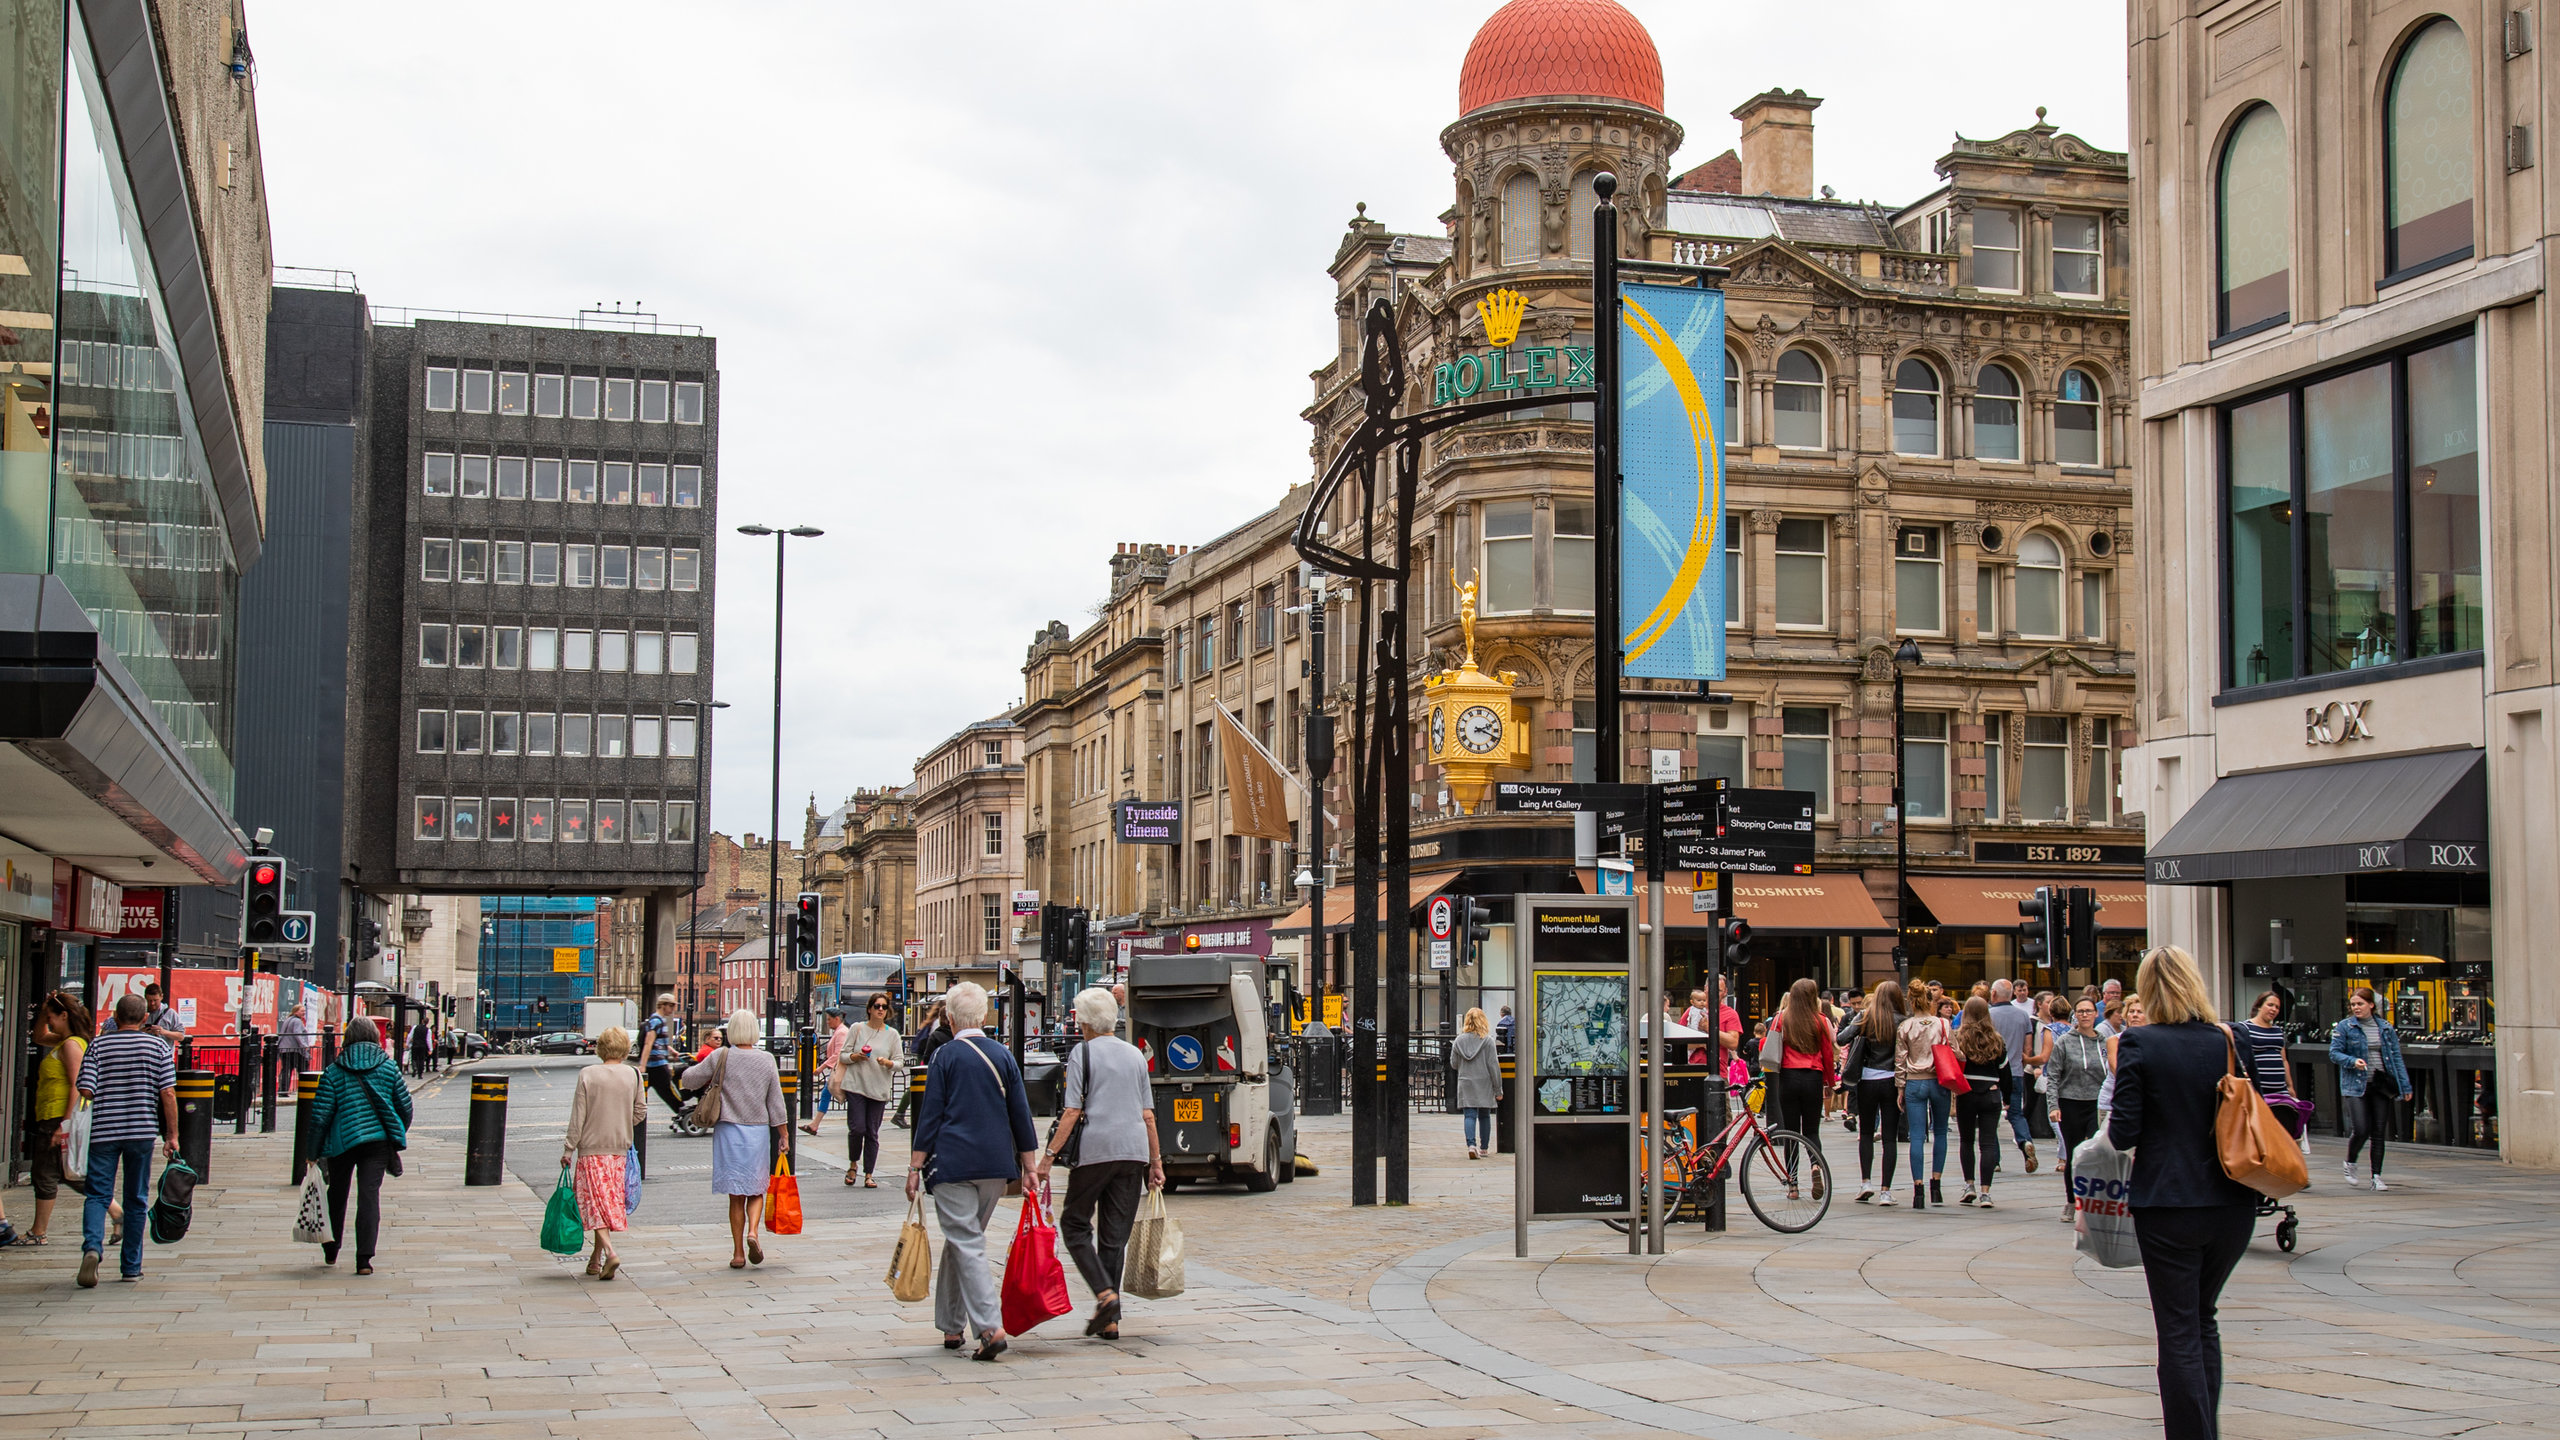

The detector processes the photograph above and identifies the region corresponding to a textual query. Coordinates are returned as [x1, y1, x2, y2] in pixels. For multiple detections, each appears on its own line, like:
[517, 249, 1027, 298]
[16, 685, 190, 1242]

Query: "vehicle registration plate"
[1173, 1098, 1203, 1123]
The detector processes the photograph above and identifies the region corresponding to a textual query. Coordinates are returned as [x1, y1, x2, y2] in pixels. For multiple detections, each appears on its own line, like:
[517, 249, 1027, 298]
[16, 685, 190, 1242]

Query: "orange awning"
[1273, 870, 1462, 934]
[1908, 876, 2149, 933]
[1576, 870, 1891, 934]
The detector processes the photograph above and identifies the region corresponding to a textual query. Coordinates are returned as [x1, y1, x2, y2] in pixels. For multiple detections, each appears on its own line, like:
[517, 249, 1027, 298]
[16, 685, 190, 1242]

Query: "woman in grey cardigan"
[2043, 996, 2111, 1225]
[681, 1009, 790, 1269]
[1450, 1007, 1503, 1159]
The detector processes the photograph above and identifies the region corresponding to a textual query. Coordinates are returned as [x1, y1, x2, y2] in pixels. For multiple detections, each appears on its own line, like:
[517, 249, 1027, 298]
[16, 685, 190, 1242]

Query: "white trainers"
[1875, 1188, 1898, 1207]
[1978, 1190, 1997, 1211]
[2371, 1175, 2388, 1192]
[1856, 1184, 1875, 1203]
[2342, 1161, 2362, 1189]
[2059, 1204, 2075, 1224]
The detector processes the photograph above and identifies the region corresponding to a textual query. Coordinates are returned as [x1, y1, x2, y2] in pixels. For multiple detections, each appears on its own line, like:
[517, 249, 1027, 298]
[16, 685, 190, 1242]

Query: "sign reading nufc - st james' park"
[1617, 281, 1729, 682]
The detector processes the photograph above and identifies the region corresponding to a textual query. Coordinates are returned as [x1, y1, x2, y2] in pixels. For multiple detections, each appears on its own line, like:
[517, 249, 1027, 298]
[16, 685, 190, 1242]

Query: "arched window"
[2016, 532, 2065, 638]
[2387, 19, 2474, 277]
[1892, 358, 1941, 456]
[1502, 172, 1540, 265]
[1568, 171, 1599, 260]
[1773, 349, 1825, 449]
[2217, 105, 2290, 336]
[2056, 368, 2103, 467]
[1975, 365, 2022, 461]
[1722, 351, 1743, 447]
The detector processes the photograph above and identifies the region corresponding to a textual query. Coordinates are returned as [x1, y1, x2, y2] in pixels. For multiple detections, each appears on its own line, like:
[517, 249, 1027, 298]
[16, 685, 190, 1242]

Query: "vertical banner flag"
[1213, 705, 1303, 841]
[1617, 281, 1729, 681]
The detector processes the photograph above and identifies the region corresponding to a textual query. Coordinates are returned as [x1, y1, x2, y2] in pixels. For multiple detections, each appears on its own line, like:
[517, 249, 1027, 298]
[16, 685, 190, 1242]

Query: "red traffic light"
[252, 863, 279, 886]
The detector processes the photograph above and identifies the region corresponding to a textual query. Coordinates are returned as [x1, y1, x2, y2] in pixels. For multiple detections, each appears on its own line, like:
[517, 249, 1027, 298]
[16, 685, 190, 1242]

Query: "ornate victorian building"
[803, 788, 916, 960]
[1154, 0, 2149, 1022]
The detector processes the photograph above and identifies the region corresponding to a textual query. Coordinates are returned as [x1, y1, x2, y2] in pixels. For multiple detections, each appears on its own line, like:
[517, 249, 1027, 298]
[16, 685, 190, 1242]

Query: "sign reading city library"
[1114, 800, 1183, 845]
[1431, 343, 1596, 404]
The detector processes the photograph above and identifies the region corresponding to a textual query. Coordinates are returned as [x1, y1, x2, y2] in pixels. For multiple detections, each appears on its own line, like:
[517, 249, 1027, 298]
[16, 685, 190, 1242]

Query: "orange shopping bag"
[765, 1150, 804, 1234]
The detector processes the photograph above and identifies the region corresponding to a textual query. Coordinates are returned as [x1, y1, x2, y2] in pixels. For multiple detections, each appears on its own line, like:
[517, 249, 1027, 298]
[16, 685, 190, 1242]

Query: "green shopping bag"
[540, 1164, 585, 1255]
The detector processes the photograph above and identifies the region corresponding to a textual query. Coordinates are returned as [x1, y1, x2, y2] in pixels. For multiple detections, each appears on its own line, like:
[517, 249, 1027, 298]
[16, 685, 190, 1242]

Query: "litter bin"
[212, 1073, 242, 1122]
[1299, 1032, 1341, 1116]
[1024, 1047, 1064, 1117]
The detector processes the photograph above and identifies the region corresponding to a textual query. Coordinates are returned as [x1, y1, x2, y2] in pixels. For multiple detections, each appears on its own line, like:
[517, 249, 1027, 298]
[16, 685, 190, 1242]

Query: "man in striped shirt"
[77, 994, 178, 1287]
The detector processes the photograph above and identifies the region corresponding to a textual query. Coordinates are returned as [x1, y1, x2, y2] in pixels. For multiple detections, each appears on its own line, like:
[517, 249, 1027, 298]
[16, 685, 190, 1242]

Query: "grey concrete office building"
[344, 316, 719, 995]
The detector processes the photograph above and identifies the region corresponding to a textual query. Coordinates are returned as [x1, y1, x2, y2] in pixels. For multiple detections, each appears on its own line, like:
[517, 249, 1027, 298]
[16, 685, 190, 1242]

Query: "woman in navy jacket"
[2327, 986, 2411, 1191]
[2107, 946, 2260, 1440]
[907, 981, 1039, 1361]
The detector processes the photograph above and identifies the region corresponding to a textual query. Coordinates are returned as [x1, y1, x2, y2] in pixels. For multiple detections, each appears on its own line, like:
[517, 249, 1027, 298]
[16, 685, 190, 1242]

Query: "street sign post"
[272, 911, 316, 950]
[1427, 896, 1454, 941]
[902, 939, 924, 962]
[1672, 780, 1817, 874]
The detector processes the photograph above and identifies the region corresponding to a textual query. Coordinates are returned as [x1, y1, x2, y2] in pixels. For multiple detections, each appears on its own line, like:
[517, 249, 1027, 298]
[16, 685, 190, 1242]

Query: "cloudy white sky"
[251, 0, 2126, 838]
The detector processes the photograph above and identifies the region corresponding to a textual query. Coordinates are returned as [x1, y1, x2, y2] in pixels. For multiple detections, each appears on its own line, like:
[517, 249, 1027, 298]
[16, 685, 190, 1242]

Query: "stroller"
[2257, 1093, 2312, 1251]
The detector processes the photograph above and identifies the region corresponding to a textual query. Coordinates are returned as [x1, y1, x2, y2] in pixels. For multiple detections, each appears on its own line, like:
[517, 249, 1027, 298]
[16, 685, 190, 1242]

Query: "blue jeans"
[1462, 1107, 1493, 1151]
[1903, 1078, 1949, 1182]
[82, 1138, 155, 1276]
[2002, 1070, 2032, 1146]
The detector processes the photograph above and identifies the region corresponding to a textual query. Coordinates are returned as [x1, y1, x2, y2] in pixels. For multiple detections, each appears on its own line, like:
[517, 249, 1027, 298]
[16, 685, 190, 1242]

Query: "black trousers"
[2131, 1202, 2256, 1440]
[324, 1139, 396, 1264]
[1774, 1069, 1826, 1161]
[2347, 1088, 2392, 1171]
[2058, 1097, 2100, 1203]
[646, 1066, 688, 1115]
[1853, 1076, 1898, 1187]
[1955, 1085, 2004, 1185]
[842, 1094, 888, 1175]
[1059, 1160, 1148, 1299]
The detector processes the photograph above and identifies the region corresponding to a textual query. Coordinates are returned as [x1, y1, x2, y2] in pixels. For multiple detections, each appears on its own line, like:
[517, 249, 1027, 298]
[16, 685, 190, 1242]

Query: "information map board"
[1514, 895, 1639, 1244]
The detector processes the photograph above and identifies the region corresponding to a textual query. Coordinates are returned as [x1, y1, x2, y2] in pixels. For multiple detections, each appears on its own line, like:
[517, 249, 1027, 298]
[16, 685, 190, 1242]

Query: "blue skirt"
[710, 1122, 770, 1195]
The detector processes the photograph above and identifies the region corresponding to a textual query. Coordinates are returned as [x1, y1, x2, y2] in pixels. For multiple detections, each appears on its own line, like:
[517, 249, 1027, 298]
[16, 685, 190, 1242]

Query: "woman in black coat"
[2107, 945, 2260, 1440]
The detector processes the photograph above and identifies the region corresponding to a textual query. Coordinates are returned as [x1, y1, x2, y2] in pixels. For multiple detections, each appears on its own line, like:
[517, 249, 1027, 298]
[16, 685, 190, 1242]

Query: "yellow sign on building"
[552, 947, 582, 974]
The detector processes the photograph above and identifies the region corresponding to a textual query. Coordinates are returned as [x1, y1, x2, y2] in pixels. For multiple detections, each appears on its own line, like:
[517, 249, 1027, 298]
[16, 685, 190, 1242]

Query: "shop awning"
[2146, 749, 2487, 885]
[1575, 870, 1892, 934]
[1908, 876, 2150, 933]
[1272, 870, 1461, 934]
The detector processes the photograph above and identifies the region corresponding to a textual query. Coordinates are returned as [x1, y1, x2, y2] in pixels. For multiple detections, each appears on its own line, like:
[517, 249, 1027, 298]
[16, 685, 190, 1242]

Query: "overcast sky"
[250, 0, 2126, 840]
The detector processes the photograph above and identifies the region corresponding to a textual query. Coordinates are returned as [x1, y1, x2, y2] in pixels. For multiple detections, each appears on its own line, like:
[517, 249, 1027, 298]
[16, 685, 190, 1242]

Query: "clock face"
[1430, 706, 1446, 757]
[1457, 705, 1503, 755]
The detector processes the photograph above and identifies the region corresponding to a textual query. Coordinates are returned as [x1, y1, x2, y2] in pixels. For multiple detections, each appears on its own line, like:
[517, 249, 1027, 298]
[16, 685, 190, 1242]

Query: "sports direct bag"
[2069, 1130, 2140, 1269]
[1123, 1188, 1186, 1299]
[886, 1196, 933, 1302]
[2217, 1025, 2309, 1199]
[999, 1183, 1072, 1335]
[63, 1095, 92, 1194]
[292, 1166, 330, 1244]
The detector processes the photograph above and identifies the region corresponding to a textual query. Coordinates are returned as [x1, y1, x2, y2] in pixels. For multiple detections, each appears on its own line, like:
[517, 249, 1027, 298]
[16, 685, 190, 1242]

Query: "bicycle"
[1603, 1075, 1832, 1234]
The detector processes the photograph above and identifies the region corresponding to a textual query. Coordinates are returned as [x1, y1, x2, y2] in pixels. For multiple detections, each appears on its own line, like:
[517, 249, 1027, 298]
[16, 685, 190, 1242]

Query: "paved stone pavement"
[2, 1111, 2555, 1439]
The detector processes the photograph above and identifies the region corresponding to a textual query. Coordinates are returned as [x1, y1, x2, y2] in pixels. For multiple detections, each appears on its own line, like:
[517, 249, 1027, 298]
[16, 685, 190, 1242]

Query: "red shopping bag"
[765, 1152, 804, 1235]
[999, 1183, 1073, 1335]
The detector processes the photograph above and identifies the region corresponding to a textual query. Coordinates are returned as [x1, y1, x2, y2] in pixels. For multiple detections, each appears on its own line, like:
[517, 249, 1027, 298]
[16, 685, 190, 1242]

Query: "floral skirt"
[573, 1152, 628, 1232]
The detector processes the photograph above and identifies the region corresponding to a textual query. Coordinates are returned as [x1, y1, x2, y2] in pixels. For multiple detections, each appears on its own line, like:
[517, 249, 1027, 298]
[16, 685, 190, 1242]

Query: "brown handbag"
[2216, 1025, 2308, 1199]
[691, 1048, 728, 1128]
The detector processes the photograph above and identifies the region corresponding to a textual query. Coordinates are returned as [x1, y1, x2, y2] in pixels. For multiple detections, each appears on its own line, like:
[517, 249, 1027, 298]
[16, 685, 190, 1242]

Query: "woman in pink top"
[1771, 979, 1838, 1196]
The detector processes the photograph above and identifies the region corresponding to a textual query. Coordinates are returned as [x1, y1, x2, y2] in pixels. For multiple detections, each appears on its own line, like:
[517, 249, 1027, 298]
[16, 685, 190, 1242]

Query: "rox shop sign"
[2304, 698, 2374, 746]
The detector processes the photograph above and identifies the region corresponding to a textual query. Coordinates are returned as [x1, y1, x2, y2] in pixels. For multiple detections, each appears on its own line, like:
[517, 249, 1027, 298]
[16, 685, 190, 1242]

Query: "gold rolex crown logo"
[1480, 288, 1526, 348]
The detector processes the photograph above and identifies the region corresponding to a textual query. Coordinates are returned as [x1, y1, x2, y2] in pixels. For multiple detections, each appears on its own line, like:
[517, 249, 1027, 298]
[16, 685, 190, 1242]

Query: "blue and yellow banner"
[1617, 282, 1728, 681]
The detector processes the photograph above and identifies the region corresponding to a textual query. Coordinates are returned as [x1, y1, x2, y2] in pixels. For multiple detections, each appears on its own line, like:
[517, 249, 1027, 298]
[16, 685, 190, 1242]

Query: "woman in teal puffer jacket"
[305, 1017, 412, 1273]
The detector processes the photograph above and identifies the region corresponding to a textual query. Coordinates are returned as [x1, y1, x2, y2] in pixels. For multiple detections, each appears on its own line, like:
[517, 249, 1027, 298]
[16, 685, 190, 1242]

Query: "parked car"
[455, 1031, 491, 1059]
[527, 1029, 591, 1056]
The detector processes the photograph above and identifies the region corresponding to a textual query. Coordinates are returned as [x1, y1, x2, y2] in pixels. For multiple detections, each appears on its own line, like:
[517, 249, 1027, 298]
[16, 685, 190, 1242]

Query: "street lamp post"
[673, 698, 729, 1048]
[1892, 636, 1923, 985]
[736, 524, 823, 1020]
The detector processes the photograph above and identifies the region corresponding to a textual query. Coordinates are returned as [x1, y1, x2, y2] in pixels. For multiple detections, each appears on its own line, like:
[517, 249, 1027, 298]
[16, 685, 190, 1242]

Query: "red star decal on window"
[600, 816, 615, 833]
[495, 810, 513, 826]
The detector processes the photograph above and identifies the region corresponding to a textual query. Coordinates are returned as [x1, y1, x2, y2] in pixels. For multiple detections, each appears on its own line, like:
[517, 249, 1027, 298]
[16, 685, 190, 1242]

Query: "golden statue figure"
[1450, 568, 1479, 668]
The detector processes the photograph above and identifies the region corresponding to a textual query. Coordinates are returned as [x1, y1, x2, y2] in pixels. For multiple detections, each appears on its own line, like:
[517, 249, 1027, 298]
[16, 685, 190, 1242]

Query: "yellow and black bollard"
[290, 1071, 321, 1182]
[464, 1073, 509, 1186]
[177, 1071, 215, 1181]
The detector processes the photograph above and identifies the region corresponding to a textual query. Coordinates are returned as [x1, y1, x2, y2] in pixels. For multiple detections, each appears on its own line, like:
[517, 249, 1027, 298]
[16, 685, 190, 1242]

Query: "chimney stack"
[1732, 88, 1821, 199]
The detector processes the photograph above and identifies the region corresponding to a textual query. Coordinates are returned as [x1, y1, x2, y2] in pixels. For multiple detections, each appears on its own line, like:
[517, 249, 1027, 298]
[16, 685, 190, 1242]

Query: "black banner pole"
[1592, 173, 1622, 787]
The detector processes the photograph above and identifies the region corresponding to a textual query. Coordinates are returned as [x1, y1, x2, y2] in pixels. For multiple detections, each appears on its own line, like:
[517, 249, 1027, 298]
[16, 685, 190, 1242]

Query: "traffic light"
[2018, 885, 2059, 970]
[2066, 886, 2101, 976]
[1721, 917, 1753, 969]
[242, 855, 288, 946]
[791, 891, 821, 971]
[1064, 908, 1090, 972]
[1459, 897, 1493, 960]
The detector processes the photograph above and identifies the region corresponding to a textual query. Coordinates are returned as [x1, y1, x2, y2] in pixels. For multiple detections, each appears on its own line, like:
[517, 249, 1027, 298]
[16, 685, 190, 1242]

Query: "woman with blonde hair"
[561, 1027, 647, 1279]
[2109, 945, 2261, 1440]
[680, 1009, 788, 1269]
[1449, 1007, 1502, 1158]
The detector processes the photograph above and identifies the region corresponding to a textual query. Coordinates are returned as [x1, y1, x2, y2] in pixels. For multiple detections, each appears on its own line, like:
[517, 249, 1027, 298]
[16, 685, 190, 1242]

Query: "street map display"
[1534, 970, 1629, 1115]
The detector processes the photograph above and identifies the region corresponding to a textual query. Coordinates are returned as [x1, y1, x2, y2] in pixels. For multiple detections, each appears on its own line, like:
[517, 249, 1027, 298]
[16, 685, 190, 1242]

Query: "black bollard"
[178, 1070, 215, 1181]
[464, 1073, 508, 1185]
[260, 1035, 279, 1133]
[290, 1071, 320, 1182]
[631, 1084, 646, 1178]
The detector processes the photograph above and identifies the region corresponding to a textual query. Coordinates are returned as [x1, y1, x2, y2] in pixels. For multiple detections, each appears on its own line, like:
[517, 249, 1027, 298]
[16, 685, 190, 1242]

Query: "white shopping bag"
[292, 1166, 330, 1244]
[2070, 1130, 2141, 1269]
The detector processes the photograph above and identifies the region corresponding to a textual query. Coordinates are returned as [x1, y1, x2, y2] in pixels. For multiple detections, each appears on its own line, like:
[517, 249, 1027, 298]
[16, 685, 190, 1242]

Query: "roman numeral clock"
[1424, 572, 1532, 813]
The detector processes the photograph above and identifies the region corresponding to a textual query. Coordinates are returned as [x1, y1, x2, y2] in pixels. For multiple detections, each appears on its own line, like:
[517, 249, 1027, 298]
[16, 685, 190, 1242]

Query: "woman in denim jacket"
[2328, 986, 2411, 1191]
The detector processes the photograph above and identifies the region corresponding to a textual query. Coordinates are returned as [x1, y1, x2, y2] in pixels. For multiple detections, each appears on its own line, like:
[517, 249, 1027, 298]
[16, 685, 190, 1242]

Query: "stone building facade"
[804, 788, 917, 958]
[2127, 0, 2533, 1162]
[909, 717, 1024, 984]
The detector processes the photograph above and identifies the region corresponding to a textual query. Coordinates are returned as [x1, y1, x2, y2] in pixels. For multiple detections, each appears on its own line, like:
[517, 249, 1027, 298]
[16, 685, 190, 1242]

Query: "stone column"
[1951, 520, 1984, 652]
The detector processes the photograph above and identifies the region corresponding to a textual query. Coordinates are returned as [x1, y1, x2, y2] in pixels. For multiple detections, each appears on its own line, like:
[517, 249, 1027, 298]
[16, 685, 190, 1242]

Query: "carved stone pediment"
[1713, 239, 1868, 300]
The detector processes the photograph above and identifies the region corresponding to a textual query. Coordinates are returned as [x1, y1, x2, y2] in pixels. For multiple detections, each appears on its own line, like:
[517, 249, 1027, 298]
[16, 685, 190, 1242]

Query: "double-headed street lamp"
[737, 524, 823, 1016]
[1891, 635, 1923, 985]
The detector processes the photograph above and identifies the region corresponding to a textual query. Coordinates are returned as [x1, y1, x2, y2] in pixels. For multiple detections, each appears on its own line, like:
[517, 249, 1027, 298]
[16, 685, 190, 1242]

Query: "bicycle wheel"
[1736, 1130, 1832, 1233]
[1601, 1146, 1692, 1233]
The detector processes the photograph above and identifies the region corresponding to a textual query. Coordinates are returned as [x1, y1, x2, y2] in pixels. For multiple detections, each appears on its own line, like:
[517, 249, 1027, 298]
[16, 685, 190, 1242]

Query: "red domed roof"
[1458, 0, 1664, 116]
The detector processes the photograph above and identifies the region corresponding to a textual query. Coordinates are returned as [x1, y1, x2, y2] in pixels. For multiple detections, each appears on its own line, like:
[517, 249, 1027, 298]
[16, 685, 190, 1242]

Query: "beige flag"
[1214, 704, 1302, 841]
